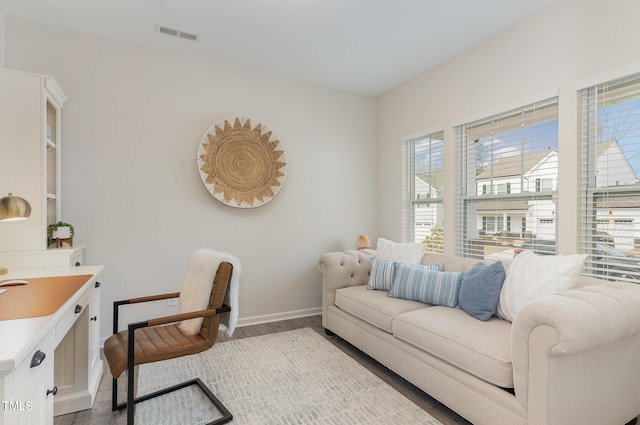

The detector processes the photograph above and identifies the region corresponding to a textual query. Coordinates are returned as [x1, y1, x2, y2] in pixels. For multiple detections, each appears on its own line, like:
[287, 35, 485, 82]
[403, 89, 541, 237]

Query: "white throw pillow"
[497, 250, 587, 322]
[376, 238, 425, 265]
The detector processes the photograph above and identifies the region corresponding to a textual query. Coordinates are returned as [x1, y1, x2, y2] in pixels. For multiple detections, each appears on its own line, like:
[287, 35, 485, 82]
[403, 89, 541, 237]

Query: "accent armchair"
[103, 258, 234, 425]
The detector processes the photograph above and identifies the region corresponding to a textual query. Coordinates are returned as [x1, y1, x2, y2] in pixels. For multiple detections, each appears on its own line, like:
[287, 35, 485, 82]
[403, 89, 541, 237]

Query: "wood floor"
[52, 315, 471, 425]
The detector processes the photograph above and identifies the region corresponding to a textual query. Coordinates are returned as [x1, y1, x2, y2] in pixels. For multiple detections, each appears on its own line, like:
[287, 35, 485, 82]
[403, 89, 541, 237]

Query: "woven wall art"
[197, 117, 287, 208]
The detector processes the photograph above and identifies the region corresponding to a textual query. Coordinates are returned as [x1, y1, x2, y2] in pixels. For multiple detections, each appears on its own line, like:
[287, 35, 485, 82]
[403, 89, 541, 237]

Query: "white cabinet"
[52, 277, 103, 416]
[0, 267, 104, 425]
[2, 333, 55, 425]
[87, 280, 101, 389]
[0, 68, 67, 253]
[0, 245, 85, 269]
[10, 361, 54, 425]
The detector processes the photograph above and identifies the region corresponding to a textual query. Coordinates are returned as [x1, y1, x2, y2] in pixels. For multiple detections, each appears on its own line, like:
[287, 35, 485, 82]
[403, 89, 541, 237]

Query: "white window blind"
[579, 72, 640, 283]
[455, 98, 559, 260]
[403, 131, 444, 252]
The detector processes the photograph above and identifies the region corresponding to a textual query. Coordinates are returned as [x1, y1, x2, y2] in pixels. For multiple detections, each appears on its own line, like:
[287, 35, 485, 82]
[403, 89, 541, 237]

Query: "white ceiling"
[0, 0, 557, 96]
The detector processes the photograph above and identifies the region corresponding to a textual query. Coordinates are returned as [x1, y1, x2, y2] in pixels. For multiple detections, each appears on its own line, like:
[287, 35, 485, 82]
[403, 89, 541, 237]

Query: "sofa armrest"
[318, 249, 374, 327]
[511, 281, 640, 424]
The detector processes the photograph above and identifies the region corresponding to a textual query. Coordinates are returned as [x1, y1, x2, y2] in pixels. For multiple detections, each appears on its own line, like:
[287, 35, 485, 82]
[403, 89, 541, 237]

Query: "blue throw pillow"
[368, 259, 441, 291]
[458, 261, 506, 321]
[388, 263, 464, 307]
[367, 257, 396, 290]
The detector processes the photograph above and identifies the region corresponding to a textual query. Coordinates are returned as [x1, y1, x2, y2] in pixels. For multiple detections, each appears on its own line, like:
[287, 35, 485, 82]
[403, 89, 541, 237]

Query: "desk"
[0, 265, 104, 425]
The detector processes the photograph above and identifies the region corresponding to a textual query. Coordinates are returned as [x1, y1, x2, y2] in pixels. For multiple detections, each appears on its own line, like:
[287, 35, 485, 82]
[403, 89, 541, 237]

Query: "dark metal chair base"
[112, 376, 233, 425]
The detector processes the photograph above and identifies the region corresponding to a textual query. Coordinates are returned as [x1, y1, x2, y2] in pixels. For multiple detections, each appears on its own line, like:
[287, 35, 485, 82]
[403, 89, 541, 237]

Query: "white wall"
[5, 19, 378, 339]
[0, 11, 5, 67]
[378, 0, 640, 255]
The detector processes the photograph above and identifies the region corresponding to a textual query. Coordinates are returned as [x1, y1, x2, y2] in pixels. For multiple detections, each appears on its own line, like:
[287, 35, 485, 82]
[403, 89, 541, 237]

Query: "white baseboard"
[100, 307, 322, 347]
[237, 307, 322, 328]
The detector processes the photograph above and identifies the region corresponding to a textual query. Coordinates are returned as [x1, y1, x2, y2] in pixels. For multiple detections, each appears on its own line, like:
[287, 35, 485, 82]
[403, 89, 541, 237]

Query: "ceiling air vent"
[154, 23, 199, 42]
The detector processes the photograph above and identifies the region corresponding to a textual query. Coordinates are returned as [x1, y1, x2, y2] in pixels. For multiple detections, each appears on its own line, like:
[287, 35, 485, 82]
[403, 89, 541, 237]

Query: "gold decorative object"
[0, 193, 31, 221]
[356, 235, 371, 250]
[198, 117, 287, 208]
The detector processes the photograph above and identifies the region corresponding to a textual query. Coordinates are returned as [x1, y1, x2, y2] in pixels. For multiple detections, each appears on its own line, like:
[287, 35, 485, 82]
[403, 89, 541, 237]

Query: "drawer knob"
[46, 386, 58, 396]
[74, 304, 83, 314]
[30, 350, 46, 368]
[90, 316, 97, 321]
[95, 281, 101, 288]
[75, 261, 81, 267]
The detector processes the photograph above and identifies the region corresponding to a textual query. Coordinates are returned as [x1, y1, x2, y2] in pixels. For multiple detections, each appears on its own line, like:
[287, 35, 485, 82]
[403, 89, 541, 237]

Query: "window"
[455, 98, 559, 260]
[535, 178, 554, 192]
[404, 131, 444, 252]
[482, 216, 504, 233]
[579, 72, 640, 283]
[496, 183, 511, 194]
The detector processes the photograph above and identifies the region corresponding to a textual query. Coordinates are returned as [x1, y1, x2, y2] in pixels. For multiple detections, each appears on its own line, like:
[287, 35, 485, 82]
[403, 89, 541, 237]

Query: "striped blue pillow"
[388, 263, 464, 307]
[367, 258, 396, 290]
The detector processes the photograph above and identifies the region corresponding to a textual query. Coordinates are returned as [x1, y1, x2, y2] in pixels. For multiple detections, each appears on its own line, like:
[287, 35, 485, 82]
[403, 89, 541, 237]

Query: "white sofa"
[319, 249, 640, 425]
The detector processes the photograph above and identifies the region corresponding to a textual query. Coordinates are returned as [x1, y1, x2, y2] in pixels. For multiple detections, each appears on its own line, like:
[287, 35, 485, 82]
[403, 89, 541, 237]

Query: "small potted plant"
[48, 221, 74, 246]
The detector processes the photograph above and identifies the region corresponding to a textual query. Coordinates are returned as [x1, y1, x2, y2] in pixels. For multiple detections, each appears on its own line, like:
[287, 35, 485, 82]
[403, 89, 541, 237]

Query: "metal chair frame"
[111, 294, 233, 425]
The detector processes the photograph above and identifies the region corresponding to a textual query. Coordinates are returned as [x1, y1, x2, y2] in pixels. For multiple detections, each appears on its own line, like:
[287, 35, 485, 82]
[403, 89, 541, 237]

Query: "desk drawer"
[12, 331, 55, 396]
[55, 289, 90, 345]
[70, 251, 83, 267]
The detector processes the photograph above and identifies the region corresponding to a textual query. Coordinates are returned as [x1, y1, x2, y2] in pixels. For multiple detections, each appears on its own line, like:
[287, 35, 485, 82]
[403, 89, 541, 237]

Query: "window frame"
[578, 70, 640, 283]
[403, 130, 445, 250]
[455, 97, 560, 259]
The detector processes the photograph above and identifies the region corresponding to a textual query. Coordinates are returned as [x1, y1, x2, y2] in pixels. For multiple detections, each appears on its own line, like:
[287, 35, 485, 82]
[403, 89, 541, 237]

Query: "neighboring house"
[414, 172, 443, 242]
[595, 140, 638, 187]
[593, 141, 640, 249]
[473, 141, 638, 244]
[475, 149, 558, 239]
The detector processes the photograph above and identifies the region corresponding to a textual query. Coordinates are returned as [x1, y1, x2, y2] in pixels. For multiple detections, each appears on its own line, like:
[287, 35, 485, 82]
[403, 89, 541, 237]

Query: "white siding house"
[593, 141, 640, 250]
[475, 150, 557, 239]
[473, 141, 638, 243]
[414, 174, 443, 242]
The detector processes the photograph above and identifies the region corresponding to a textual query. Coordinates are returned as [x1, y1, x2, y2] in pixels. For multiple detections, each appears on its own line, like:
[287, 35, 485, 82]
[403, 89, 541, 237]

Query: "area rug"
[135, 327, 442, 424]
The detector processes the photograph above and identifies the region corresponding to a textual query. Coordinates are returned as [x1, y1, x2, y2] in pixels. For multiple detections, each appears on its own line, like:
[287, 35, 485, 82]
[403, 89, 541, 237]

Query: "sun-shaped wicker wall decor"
[197, 117, 287, 208]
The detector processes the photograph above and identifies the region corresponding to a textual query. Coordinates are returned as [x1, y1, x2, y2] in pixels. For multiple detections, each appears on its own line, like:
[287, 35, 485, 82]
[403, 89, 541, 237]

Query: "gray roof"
[476, 141, 620, 181]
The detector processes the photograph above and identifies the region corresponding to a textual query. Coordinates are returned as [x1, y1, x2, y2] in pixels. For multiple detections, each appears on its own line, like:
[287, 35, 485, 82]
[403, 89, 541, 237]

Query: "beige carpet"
[135, 327, 442, 424]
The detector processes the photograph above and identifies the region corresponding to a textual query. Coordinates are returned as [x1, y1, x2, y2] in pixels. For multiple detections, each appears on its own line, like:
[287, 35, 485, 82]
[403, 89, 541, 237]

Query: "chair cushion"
[335, 285, 427, 333]
[103, 323, 210, 379]
[392, 306, 514, 388]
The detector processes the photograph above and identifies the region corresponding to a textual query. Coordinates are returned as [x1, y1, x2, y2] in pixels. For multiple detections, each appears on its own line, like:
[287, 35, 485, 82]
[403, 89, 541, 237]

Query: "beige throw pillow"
[376, 238, 425, 265]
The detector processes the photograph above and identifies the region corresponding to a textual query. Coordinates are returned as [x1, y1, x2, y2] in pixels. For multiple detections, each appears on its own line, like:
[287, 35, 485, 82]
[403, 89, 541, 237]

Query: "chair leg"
[127, 322, 138, 424]
[111, 377, 122, 412]
[111, 373, 232, 425]
[127, 354, 135, 424]
[113, 322, 232, 424]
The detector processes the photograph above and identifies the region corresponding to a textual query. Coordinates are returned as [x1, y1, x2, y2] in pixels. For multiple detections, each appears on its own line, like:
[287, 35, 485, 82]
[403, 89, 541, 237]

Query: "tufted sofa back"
[419, 252, 492, 272]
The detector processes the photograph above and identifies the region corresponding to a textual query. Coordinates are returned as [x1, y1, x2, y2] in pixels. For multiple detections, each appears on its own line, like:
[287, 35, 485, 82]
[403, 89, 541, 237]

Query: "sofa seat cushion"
[335, 285, 428, 333]
[393, 306, 513, 388]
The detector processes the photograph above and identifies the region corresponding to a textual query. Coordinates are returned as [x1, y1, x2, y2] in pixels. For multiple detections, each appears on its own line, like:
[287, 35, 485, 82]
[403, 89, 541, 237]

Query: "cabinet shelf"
[0, 69, 66, 251]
